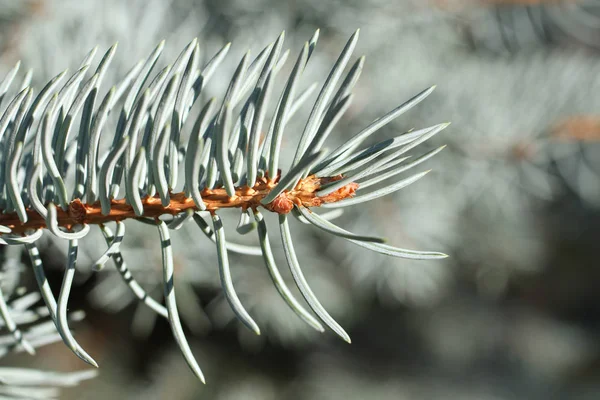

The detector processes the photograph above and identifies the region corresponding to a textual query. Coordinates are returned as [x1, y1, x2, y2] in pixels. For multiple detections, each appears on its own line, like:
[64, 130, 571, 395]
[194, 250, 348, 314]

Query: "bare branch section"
[0, 174, 358, 234]
[552, 116, 600, 142]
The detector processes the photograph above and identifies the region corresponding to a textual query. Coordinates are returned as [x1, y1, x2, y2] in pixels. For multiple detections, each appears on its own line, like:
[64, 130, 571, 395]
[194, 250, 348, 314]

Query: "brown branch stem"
[0, 174, 358, 235]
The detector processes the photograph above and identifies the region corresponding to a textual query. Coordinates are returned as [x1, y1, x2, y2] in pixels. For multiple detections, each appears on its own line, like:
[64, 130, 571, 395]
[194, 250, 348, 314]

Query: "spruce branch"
[0, 29, 449, 382]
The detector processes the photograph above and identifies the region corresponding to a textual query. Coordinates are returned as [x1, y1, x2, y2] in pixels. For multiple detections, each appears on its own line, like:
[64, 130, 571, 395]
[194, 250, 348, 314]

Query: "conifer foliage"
[0, 30, 447, 381]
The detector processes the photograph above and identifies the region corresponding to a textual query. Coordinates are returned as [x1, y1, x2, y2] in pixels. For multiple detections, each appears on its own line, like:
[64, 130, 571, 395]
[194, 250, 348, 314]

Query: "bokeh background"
[2, 0, 600, 399]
